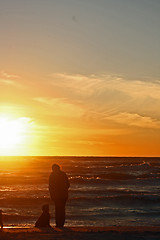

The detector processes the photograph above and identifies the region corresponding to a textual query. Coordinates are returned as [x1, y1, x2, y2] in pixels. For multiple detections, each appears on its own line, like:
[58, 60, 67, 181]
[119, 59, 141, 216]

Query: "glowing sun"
[0, 117, 30, 149]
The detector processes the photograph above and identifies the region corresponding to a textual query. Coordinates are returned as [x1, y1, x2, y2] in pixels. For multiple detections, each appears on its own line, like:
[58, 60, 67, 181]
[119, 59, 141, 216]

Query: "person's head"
[52, 163, 60, 172]
[42, 204, 49, 213]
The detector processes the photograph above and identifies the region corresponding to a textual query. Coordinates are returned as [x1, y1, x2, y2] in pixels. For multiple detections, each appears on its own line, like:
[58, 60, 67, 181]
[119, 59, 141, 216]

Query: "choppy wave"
[1, 193, 160, 207]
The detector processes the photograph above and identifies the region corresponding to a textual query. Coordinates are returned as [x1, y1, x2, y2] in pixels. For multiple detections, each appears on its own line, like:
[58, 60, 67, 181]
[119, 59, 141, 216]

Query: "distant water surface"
[0, 156, 160, 227]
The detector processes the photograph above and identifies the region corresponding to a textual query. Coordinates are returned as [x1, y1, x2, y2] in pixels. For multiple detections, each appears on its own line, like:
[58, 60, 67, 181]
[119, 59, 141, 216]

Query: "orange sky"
[0, 1, 160, 156]
[1, 72, 160, 156]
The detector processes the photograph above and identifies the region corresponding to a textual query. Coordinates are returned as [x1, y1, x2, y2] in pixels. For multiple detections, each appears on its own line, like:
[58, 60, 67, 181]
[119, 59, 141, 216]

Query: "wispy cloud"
[0, 71, 22, 88]
[49, 72, 160, 100]
[47, 72, 160, 129]
[33, 97, 85, 117]
[107, 112, 160, 129]
[0, 71, 19, 79]
[0, 79, 17, 86]
[49, 73, 102, 96]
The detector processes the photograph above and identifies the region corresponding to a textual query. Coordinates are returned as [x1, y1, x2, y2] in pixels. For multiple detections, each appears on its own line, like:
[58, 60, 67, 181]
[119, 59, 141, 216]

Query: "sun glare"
[0, 116, 31, 152]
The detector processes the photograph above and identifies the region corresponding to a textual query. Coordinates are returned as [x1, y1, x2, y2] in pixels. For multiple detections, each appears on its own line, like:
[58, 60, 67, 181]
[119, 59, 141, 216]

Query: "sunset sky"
[0, 0, 160, 156]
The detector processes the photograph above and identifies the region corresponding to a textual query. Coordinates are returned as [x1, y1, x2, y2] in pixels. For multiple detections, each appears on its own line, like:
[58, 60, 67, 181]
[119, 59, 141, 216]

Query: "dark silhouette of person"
[35, 204, 51, 228]
[49, 164, 70, 227]
[0, 210, 3, 229]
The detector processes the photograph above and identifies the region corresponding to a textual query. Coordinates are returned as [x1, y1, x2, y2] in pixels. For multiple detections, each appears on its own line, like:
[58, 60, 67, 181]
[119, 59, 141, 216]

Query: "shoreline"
[1, 226, 160, 240]
[1, 226, 160, 232]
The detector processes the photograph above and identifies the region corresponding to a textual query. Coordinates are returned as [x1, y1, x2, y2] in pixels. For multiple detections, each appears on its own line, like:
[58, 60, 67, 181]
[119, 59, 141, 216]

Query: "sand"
[0, 226, 160, 240]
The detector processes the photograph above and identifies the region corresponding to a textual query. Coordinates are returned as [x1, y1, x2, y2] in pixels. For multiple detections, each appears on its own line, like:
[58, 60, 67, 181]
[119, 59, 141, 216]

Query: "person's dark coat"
[49, 168, 70, 201]
[49, 165, 70, 227]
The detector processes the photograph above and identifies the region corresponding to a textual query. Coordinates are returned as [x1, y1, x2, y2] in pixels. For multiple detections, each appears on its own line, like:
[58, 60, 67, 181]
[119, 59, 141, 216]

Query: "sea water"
[0, 156, 160, 227]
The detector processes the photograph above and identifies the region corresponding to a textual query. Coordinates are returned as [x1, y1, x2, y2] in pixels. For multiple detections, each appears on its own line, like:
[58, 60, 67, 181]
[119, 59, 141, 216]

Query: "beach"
[1, 226, 160, 240]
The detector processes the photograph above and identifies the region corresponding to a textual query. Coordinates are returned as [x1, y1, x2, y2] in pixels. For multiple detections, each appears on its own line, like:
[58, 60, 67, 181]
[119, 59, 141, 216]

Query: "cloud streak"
[0, 79, 17, 86]
[0, 71, 23, 88]
[50, 73, 160, 100]
[107, 112, 160, 129]
[47, 73, 160, 129]
[33, 97, 85, 117]
[0, 71, 19, 79]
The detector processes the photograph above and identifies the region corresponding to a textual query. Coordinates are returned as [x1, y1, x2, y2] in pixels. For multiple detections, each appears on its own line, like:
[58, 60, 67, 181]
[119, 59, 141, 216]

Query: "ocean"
[0, 156, 160, 227]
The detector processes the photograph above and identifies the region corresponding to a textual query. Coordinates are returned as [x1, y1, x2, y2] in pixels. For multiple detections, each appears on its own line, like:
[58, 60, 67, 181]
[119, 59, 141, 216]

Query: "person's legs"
[54, 199, 66, 227]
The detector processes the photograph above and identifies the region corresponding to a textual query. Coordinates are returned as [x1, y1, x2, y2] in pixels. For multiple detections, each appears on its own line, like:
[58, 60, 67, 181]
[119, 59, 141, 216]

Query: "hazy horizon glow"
[0, 0, 160, 156]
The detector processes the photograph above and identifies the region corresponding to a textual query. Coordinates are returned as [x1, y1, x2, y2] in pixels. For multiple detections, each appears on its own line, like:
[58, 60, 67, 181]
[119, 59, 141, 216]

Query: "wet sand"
[0, 226, 160, 240]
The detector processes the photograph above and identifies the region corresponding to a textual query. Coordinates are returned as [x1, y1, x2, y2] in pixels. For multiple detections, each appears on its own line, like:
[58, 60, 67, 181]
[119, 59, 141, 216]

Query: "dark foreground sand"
[0, 226, 160, 240]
